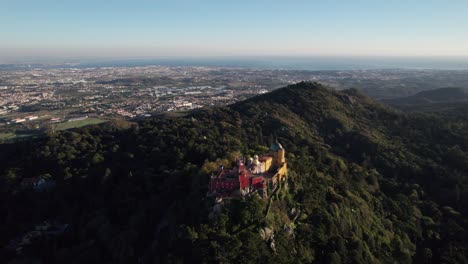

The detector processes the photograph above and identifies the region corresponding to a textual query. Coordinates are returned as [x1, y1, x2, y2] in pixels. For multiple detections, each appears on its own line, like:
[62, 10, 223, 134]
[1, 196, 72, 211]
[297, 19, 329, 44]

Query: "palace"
[209, 142, 288, 198]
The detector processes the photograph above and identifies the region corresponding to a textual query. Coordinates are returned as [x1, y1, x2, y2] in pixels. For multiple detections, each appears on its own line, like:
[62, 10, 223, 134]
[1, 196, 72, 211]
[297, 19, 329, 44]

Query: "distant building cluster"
[1, 65, 449, 136]
[0, 66, 276, 132]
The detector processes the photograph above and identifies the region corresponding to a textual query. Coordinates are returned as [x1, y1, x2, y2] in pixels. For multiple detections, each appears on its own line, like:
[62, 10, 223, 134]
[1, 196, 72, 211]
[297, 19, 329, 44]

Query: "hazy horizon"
[3, 55, 468, 71]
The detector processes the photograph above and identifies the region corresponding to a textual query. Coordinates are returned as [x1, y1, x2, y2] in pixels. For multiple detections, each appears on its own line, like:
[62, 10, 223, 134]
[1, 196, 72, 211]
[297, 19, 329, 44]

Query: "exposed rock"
[283, 224, 294, 237]
[269, 238, 277, 253]
[259, 227, 274, 241]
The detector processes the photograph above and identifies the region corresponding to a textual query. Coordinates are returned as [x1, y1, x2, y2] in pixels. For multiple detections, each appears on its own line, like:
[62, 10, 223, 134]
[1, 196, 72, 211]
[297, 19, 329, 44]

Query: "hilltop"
[382, 87, 468, 112]
[1, 82, 467, 263]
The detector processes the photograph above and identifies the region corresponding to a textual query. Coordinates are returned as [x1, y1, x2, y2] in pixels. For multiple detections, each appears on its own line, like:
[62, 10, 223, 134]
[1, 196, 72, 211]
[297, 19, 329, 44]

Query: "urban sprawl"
[1, 65, 467, 138]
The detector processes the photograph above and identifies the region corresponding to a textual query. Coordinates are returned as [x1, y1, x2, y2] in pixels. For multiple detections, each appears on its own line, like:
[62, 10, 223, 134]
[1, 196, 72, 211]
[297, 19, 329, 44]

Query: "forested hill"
[382, 87, 468, 112]
[1, 82, 468, 263]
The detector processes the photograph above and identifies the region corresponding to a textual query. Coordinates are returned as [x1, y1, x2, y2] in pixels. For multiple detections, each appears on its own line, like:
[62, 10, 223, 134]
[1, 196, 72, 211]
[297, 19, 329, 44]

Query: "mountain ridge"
[382, 87, 468, 112]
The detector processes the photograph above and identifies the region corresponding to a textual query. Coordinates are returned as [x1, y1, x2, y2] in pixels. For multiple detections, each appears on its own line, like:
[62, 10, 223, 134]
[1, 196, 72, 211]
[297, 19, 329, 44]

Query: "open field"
[54, 118, 107, 131]
[0, 118, 107, 142]
[0, 133, 16, 141]
[0, 132, 36, 142]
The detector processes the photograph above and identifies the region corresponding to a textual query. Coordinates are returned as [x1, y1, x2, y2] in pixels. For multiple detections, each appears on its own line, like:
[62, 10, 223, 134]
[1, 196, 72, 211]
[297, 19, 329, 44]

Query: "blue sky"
[1, 0, 468, 57]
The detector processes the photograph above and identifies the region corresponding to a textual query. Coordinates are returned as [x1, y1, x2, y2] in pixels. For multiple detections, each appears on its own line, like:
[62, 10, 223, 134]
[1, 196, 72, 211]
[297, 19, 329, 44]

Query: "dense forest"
[1, 82, 468, 263]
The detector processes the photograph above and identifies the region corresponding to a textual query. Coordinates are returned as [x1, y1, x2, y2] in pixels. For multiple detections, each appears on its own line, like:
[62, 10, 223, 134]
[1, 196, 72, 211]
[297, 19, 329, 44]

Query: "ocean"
[3, 56, 468, 71]
[75, 56, 468, 71]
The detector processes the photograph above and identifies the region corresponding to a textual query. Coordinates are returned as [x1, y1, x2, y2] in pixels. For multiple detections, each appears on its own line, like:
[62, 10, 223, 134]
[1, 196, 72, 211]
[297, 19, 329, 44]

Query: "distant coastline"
[2, 56, 468, 71]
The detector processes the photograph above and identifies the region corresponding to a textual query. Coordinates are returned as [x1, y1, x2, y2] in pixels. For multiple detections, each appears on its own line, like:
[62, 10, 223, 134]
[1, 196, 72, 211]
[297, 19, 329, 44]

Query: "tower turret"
[270, 141, 285, 166]
[277, 147, 285, 165]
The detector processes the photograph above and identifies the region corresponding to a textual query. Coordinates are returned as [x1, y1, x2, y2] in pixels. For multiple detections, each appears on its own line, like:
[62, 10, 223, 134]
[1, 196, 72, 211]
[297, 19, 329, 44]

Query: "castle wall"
[277, 149, 285, 165]
[264, 157, 272, 171]
[273, 163, 288, 182]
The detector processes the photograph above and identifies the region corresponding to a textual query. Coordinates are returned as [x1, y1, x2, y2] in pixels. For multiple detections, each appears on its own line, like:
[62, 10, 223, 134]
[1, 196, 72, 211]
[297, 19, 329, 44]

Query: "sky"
[1, 0, 468, 58]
